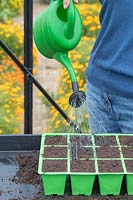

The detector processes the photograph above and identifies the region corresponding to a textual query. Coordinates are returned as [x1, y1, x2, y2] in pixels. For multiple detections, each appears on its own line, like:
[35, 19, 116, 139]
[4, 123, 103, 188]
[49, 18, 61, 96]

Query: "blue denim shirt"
[86, 0, 133, 97]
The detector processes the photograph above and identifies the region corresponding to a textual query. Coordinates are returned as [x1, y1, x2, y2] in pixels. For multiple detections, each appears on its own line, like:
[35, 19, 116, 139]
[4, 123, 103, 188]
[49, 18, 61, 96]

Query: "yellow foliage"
[0, 20, 38, 134]
[9, 0, 23, 14]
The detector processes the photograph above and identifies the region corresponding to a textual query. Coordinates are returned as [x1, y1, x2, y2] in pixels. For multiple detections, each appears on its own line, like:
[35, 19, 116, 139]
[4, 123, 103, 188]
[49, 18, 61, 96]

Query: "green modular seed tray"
[38, 133, 133, 196]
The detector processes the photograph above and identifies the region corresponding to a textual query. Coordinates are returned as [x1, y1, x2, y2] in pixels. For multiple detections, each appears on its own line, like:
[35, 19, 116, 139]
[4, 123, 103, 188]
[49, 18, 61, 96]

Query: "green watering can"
[33, 0, 86, 108]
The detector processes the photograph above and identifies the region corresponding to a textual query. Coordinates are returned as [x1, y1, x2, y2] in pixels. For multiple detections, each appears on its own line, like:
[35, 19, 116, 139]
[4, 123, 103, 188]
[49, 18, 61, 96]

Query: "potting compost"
[0, 149, 132, 200]
[0, 0, 132, 199]
[38, 134, 133, 196]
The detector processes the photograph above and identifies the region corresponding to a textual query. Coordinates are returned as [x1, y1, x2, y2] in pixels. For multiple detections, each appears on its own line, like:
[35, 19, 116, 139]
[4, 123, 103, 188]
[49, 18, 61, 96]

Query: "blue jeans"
[86, 80, 133, 134]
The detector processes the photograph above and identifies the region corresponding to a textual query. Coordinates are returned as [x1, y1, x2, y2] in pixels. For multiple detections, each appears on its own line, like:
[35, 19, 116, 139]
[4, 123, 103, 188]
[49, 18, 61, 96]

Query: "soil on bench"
[6, 151, 131, 200]
[12, 153, 41, 185]
[7, 137, 130, 200]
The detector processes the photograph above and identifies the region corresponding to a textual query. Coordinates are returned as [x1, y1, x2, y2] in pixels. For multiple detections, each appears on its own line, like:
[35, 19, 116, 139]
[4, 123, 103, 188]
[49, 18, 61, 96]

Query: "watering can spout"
[54, 52, 76, 82]
[54, 52, 86, 108]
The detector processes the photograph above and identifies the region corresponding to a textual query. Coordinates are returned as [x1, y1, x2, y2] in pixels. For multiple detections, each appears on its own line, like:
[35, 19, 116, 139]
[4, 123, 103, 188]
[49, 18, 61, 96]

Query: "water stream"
[62, 100, 92, 160]
[63, 101, 89, 133]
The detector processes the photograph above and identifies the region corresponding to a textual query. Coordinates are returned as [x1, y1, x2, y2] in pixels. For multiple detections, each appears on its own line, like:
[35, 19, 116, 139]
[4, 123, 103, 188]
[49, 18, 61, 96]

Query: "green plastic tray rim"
[38, 133, 133, 175]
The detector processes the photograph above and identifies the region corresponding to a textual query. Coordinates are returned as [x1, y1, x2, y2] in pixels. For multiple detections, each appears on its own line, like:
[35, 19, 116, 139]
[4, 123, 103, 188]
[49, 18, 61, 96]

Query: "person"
[63, 0, 133, 134]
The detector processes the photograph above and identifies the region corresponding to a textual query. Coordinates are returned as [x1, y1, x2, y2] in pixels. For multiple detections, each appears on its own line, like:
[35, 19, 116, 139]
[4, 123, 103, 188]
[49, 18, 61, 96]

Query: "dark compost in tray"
[0, 150, 131, 200]
[0, 133, 133, 199]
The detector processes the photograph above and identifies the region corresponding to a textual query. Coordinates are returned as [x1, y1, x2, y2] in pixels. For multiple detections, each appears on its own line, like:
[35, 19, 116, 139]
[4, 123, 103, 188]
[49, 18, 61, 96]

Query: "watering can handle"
[51, 0, 75, 39]
[64, 0, 75, 39]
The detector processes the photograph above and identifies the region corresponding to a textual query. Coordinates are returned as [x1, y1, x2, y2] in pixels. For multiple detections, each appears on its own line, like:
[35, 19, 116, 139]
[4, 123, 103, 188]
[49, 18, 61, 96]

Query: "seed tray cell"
[38, 133, 133, 196]
[77, 147, 94, 159]
[119, 136, 133, 146]
[44, 147, 67, 158]
[44, 135, 67, 145]
[94, 136, 117, 146]
[43, 160, 67, 172]
[121, 147, 133, 158]
[96, 147, 120, 158]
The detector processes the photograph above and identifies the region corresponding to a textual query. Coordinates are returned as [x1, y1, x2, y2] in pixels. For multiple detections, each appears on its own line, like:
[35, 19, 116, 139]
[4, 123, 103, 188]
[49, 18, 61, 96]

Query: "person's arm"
[63, 0, 78, 9]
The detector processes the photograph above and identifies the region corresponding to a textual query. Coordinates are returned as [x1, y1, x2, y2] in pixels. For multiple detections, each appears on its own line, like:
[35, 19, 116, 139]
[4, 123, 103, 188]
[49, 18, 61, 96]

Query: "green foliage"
[0, 20, 38, 134]
[0, 0, 23, 22]
[0, 21, 23, 61]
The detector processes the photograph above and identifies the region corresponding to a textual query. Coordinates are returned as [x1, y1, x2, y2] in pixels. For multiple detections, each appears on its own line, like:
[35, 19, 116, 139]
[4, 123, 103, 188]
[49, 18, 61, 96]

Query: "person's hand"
[63, 0, 78, 9]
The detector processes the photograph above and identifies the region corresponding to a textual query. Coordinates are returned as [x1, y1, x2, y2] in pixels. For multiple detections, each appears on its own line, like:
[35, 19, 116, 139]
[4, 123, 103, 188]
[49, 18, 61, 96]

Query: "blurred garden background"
[0, 0, 101, 134]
